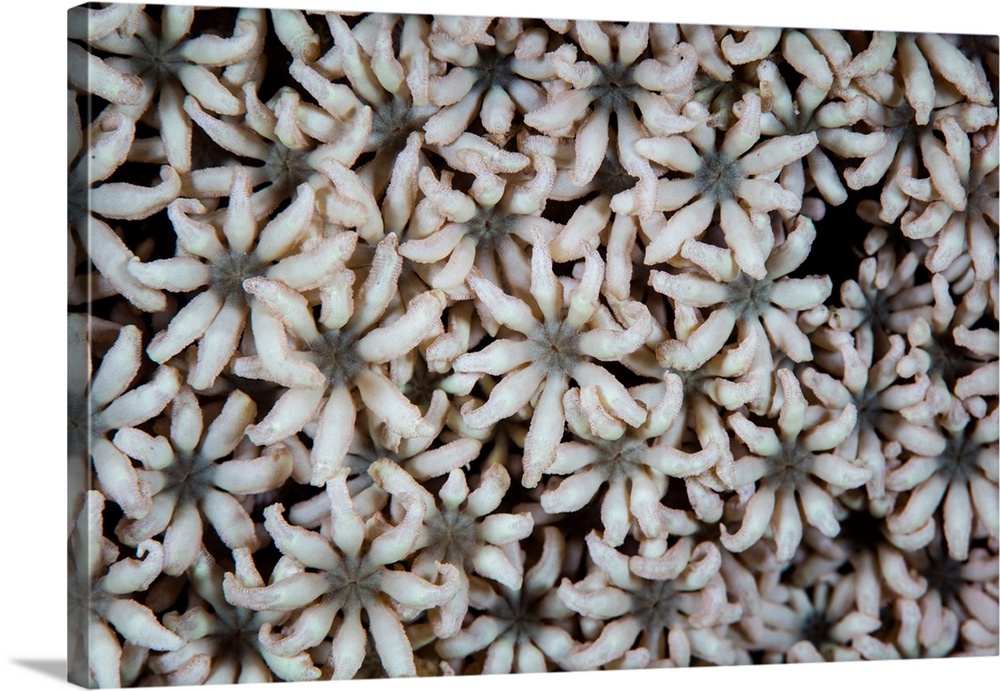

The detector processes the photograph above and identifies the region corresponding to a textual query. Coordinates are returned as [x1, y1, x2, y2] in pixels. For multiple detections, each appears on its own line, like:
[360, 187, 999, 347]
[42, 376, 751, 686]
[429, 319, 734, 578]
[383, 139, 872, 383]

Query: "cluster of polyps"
[68, 6, 997, 687]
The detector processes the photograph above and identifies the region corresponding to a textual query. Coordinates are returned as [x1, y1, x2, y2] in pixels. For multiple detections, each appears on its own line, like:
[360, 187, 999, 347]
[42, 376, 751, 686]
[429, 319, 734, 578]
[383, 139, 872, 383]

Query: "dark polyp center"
[67, 177, 88, 226]
[211, 251, 265, 301]
[675, 366, 710, 398]
[370, 98, 428, 152]
[860, 287, 890, 336]
[632, 579, 679, 630]
[853, 388, 882, 433]
[589, 61, 638, 111]
[68, 393, 90, 457]
[596, 437, 645, 482]
[425, 509, 478, 565]
[464, 206, 515, 248]
[355, 439, 400, 470]
[693, 75, 757, 127]
[135, 34, 182, 85]
[763, 441, 812, 491]
[799, 608, 832, 649]
[889, 100, 916, 129]
[888, 102, 922, 146]
[969, 168, 994, 210]
[217, 607, 260, 657]
[695, 151, 742, 202]
[937, 434, 979, 482]
[68, 554, 105, 617]
[924, 549, 963, 600]
[314, 330, 365, 387]
[473, 49, 516, 91]
[264, 144, 314, 200]
[163, 453, 217, 505]
[726, 273, 772, 319]
[529, 320, 582, 375]
[504, 589, 541, 637]
[329, 556, 382, 609]
[345, 443, 399, 495]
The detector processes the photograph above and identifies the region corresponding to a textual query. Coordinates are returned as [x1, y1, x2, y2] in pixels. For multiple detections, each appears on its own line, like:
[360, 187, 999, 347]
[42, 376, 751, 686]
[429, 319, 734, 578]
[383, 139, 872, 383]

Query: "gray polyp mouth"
[211, 251, 265, 302]
[888, 102, 923, 145]
[589, 61, 639, 112]
[968, 169, 995, 209]
[426, 510, 478, 565]
[264, 144, 314, 199]
[632, 579, 680, 630]
[68, 393, 91, 457]
[799, 608, 833, 649]
[762, 441, 812, 491]
[853, 388, 882, 433]
[694, 150, 742, 202]
[226, 625, 262, 660]
[528, 320, 582, 375]
[860, 288, 890, 335]
[502, 591, 542, 637]
[369, 97, 429, 152]
[676, 367, 711, 397]
[129, 31, 184, 86]
[924, 549, 964, 600]
[67, 176, 88, 226]
[328, 556, 382, 609]
[596, 437, 646, 482]
[163, 453, 217, 505]
[464, 206, 516, 248]
[725, 273, 773, 319]
[347, 444, 400, 493]
[72, 579, 115, 625]
[693, 76, 756, 125]
[937, 434, 979, 482]
[314, 330, 366, 387]
[213, 606, 260, 656]
[473, 48, 517, 92]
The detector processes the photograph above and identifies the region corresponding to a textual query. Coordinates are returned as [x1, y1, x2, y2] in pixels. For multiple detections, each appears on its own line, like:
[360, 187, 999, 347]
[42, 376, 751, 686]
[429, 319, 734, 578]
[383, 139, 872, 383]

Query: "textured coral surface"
[67, 4, 999, 687]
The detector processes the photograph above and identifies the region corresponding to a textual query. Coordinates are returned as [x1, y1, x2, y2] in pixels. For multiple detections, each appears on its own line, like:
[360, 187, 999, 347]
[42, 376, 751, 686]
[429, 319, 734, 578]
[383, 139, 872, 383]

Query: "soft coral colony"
[67, 4, 999, 687]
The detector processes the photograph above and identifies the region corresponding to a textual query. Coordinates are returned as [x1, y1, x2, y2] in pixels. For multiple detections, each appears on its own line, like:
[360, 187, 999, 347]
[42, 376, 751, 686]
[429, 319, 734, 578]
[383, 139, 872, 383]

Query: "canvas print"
[67, 3, 999, 687]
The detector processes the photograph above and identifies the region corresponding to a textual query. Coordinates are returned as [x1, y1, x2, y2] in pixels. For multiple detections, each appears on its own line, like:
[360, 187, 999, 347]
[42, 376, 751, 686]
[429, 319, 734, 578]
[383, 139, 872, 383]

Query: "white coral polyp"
[370, 459, 534, 637]
[112, 386, 293, 575]
[541, 371, 723, 546]
[69, 491, 183, 689]
[886, 417, 999, 560]
[721, 370, 870, 562]
[456, 234, 652, 487]
[151, 551, 322, 683]
[222, 470, 460, 679]
[557, 531, 737, 669]
[435, 527, 580, 673]
[235, 233, 446, 485]
[69, 315, 180, 520]
[82, 5, 263, 173]
[132, 167, 348, 390]
[524, 21, 697, 206]
[614, 93, 818, 279]
[650, 216, 832, 411]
